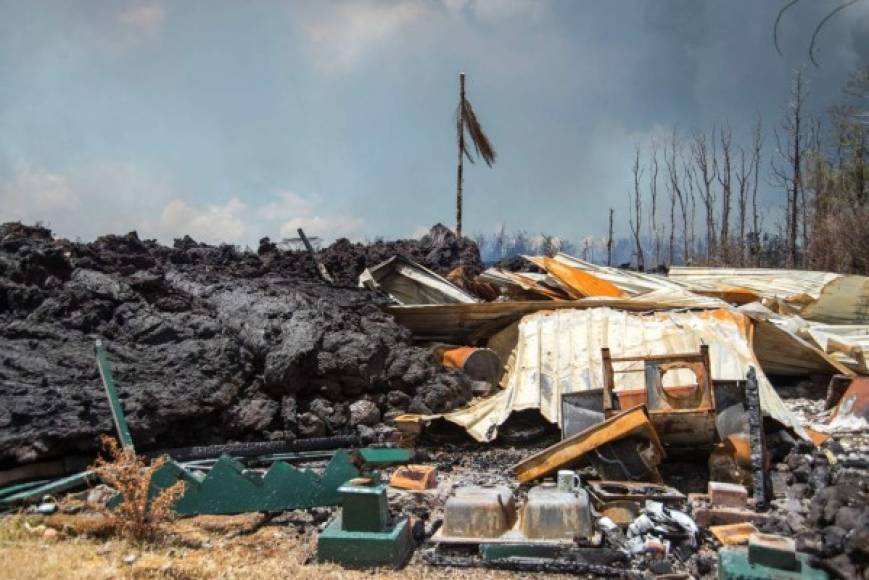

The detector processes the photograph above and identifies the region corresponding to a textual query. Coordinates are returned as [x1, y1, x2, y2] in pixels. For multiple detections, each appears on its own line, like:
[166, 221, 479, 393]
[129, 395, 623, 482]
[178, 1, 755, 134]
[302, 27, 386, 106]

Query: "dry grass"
[90, 435, 185, 542]
[0, 512, 570, 580]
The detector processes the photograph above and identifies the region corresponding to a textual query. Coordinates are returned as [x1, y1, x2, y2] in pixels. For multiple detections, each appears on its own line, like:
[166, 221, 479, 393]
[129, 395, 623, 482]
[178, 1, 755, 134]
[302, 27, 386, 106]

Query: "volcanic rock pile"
[762, 440, 869, 578]
[0, 222, 479, 468]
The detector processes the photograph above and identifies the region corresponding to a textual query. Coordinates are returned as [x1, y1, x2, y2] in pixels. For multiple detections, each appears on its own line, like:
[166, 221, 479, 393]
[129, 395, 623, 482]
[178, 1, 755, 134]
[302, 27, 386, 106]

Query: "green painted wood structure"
[147, 450, 360, 515]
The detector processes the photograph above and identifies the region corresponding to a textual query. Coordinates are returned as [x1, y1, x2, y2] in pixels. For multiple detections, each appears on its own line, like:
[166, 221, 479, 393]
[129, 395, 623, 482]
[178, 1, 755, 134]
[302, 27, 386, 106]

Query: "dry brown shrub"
[90, 435, 185, 542]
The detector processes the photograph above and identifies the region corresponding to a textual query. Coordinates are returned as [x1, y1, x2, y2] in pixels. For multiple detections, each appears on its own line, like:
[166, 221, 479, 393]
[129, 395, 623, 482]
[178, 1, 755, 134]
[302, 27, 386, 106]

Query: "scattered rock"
[349, 400, 381, 427]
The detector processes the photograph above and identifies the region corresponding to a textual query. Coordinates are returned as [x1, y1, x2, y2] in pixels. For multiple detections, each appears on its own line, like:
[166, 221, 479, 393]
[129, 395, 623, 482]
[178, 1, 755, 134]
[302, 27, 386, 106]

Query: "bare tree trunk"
[736, 147, 750, 267]
[717, 125, 733, 264]
[629, 147, 645, 271]
[456, 73, 465, 238]
[691, 130, 717, 263]
[751, 116, 763, 266]
[649, 145, 660, 269]
[856, 124, 866, 205]
[668, 184, 676, 267]
[791, 73, 803, 268]
[772, 70, 806, 268]
[688, 167, 697, 262]
[665, 128, 684, 266]
[607, 208, 614, 266]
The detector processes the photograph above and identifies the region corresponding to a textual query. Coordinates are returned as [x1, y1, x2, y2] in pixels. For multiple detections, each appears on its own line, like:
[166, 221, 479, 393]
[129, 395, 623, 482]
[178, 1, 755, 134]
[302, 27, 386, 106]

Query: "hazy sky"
[1, 1, 867, 246]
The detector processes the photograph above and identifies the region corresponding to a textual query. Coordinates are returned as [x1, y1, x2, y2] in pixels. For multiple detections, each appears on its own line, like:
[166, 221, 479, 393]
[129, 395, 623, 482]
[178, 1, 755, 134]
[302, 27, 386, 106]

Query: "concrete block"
[748, 533, 797, 571]
[709, 481, 748, 508]
[693, 506, 769, 528]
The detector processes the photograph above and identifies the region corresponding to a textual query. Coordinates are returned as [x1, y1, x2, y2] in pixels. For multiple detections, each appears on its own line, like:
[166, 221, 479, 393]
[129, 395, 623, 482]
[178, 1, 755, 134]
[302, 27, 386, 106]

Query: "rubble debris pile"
[761, 439, 869, 579]
[0, 222, 478, 468]
[261, 222, 484, 287]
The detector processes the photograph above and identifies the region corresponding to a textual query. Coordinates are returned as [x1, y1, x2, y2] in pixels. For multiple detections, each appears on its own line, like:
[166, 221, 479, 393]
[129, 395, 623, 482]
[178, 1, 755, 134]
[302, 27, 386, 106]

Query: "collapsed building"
[1, 222, 867, 578]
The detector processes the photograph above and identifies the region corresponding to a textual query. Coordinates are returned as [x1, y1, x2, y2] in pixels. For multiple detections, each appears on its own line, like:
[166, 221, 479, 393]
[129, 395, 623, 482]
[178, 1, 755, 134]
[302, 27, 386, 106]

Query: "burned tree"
[649, 144, 661, 269]
[717, 125, 734, 263]
[691, 129, 717, 262]
[750, 117, 764, 266]
[665, 128, 688, 265]
[772, 69, 807, 268]
[628, 147, 645, 271]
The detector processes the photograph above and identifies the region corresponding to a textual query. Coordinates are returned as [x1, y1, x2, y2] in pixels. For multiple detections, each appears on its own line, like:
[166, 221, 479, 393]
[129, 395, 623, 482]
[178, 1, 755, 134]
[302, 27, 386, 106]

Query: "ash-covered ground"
[0, 222, 482, 468]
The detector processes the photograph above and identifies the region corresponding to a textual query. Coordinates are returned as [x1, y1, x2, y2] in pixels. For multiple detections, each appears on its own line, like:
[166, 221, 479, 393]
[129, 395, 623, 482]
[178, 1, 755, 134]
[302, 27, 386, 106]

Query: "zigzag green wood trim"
[148, 450, 359, 515]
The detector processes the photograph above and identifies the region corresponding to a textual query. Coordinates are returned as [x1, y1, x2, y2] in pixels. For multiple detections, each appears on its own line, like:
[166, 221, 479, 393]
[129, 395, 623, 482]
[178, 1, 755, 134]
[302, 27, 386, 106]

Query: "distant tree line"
[474, 66, 868, 275]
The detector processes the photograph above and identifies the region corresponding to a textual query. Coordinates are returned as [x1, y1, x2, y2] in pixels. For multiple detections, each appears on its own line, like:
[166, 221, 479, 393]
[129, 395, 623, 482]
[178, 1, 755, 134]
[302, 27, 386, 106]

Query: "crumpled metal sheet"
[668, 267, 869, 325]
[553, 253, 688, 297]
[358, 255, 478, 305]
[524, 256, 626, 299]
[738, 302, 861, 376]
[436, 307, 808, 442]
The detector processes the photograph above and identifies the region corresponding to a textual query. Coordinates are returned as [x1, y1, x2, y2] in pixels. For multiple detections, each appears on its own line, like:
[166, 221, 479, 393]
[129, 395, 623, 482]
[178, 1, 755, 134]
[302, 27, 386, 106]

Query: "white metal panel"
[439, 307, 807, 442]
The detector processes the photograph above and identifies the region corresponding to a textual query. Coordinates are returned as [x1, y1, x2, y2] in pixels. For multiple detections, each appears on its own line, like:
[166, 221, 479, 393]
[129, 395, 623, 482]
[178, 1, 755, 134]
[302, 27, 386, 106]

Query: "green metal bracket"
[147, 450, 360, 515]
[0, 471, 96, 509]
[94, 340, 134, 450]
[355, 448, 413, 467]
[317, 482, 413, 568]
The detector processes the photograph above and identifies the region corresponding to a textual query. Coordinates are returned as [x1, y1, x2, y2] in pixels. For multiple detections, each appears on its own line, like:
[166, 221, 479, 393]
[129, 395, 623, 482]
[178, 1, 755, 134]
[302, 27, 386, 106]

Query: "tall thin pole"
[607, 208, 614, 266]
[456, 72, 465, 238]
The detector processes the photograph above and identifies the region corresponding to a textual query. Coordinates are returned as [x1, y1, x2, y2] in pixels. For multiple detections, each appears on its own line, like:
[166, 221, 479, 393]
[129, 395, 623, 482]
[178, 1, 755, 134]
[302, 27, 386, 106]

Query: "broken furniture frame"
[601, 345, 717, 449]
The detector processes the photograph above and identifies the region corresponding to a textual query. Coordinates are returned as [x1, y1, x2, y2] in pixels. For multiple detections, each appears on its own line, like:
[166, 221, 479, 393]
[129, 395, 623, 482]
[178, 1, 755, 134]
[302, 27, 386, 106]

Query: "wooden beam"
[511, 406, 664, 484]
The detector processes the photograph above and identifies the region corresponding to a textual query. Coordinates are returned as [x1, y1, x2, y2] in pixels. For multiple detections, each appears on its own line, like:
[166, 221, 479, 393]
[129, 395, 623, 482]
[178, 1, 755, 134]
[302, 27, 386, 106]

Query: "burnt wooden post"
[298, 228, 334, 284]
[746, 366, 769, 510]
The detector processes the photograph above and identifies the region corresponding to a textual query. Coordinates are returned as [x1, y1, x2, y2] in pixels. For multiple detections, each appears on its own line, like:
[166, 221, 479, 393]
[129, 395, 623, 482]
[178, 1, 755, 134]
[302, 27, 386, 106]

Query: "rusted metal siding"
[435, 307, 807, 442]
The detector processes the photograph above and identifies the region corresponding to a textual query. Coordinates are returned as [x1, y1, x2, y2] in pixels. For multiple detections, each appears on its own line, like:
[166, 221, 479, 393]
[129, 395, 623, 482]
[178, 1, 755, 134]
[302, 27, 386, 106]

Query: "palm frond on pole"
[456, 72, 496, 238]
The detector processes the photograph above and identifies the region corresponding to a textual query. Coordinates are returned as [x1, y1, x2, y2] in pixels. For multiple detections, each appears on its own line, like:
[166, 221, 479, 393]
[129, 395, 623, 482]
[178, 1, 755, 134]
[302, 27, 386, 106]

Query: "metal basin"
[441, 486, 515, 539]
[519, 484, 593, 540]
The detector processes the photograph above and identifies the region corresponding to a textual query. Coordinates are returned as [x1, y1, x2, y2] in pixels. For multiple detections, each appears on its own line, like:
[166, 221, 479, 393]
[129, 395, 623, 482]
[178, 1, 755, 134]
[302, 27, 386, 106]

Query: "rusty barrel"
[437, 346, 504, 388]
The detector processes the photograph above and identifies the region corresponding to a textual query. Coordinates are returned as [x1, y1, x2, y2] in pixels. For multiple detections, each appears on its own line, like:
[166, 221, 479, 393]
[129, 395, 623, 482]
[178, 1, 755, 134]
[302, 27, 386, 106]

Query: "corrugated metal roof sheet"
[739, 302, 867, 375]
[386, 291, 729, 343]
[358, 255, 477, 305]
[668, 267, 869, 324]
[554, 253, 686, 296]
[435, 307, 807, 442]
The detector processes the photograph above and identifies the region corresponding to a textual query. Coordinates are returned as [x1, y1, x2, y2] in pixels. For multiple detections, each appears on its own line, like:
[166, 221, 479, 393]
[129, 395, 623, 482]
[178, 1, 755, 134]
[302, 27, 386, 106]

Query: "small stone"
[834, 506, 861, 530]
[87, 485, 117, 508]
[796, 531, 823, 555]
[34, 502, 56, 514]
[386, 390, 411, 409]
[824, 553, 857, 580]
[123, 553, 138, 565]
[349, 399, 380, 427]
[695, 552, 716, 575]
[356, 424, 375, 441]
[648, 560, 673, 575]
[786, 511, 806, 534]
[297, 412, 327, 437]
[810, 462, 830, 490]
[822, 526, 847, 556]
[791, 462, 811, 483]
[786, 483, 810, 500]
